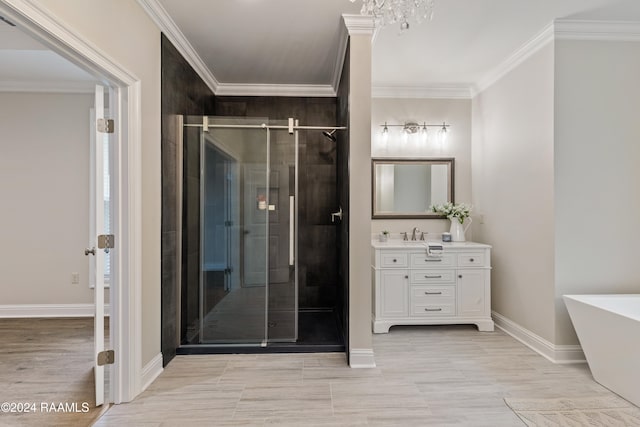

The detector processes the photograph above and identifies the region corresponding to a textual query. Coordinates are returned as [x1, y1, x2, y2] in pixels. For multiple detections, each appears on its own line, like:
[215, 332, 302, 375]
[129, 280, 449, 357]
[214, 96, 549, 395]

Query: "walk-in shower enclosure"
[178, 116, 344, 351]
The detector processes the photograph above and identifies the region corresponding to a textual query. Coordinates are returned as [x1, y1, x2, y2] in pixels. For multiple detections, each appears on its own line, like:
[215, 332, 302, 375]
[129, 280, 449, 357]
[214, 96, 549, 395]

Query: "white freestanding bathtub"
[564, 294, 640, 407]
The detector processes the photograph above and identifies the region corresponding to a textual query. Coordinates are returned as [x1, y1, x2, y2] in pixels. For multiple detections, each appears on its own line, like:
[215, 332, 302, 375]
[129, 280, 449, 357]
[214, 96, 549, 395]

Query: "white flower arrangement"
[430, 202, 472, 224]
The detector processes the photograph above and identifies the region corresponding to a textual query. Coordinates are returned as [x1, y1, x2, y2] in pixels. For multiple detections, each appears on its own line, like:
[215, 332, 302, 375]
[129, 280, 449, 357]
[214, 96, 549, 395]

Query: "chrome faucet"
[402, 232, 408, 241]
[411, 227, 420, 241]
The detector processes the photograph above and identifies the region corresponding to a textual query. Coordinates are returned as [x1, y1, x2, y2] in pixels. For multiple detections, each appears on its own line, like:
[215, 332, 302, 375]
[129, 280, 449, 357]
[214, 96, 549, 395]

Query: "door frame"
[0, 0, 143, 403]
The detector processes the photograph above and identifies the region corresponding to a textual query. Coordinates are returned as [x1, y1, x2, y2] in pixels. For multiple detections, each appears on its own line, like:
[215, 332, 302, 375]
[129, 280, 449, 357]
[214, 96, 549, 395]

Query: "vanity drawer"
[412, 285, 455, 300]
[457, 253, 486, 267]
[411, 270, 455, 284]
[380, 252, 409, 268]
[411, 302, 455, 316]
[411, 253, 455, 267]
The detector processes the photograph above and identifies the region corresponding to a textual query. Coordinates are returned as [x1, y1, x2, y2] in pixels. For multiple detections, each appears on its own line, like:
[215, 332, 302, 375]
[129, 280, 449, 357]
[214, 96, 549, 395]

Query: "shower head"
[322, 129, 337, 142]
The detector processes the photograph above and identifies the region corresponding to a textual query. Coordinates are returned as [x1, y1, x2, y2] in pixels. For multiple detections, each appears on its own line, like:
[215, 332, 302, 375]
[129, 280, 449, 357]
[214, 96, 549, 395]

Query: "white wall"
[371, 98, 472, 237]
[34, 0, 162, 366]
[472, 43, 556, 343]
[554, 40, 640, 345]
[0, 92, 95, 305]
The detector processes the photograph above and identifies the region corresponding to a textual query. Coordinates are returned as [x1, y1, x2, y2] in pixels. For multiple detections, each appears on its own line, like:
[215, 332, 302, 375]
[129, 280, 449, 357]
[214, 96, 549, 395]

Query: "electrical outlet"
[71, 272, 80, 284]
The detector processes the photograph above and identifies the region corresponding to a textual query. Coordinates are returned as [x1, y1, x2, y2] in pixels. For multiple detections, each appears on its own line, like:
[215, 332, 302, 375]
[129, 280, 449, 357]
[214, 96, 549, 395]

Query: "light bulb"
[439, 122, 448, 144]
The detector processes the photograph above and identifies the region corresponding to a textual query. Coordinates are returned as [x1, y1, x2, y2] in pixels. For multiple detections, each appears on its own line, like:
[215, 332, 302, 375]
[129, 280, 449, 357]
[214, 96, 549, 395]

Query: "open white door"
[89, 84, 111, 406]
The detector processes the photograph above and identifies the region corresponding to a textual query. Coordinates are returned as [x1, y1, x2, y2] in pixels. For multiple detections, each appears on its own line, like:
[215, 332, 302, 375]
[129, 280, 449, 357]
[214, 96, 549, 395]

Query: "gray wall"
[554, 39, 640, 345]
[336, 41, 350, 352]
[472, 38, 640, 349]
[0, 92, 95, 305]
[472, 43, 556, 343]
[161, 34, 215, 365]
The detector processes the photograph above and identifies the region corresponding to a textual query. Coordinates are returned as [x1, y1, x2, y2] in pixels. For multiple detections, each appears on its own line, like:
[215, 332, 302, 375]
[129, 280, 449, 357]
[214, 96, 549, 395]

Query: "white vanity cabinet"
[371, 241, 494, 333]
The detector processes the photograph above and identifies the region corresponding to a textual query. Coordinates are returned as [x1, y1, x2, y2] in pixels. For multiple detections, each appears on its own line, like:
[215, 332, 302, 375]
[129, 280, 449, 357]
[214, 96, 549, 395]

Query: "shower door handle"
[289, 195, 294, 266]
[331, 206, 343, 223]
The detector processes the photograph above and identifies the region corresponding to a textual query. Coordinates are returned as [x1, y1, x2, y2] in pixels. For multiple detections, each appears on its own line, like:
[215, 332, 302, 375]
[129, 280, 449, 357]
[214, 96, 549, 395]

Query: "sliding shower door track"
[176, 343, 345, 355]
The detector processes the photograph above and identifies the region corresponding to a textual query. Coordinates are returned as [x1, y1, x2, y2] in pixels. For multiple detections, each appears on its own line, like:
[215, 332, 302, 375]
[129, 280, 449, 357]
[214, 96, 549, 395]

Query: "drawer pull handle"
[458, 274, 463, 279]
[404, 275, 409, 279]
[424, 275, 442, 279]
[424, 291, 442, 295]
[393, 259, 397, 262]
[469, 258, 475, 262]
[424, 259, 442, 262]
[424, 308, 442, 312]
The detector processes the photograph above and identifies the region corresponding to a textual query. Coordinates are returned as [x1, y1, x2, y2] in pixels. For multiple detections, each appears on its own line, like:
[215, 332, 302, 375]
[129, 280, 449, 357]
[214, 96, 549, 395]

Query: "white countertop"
[371, 239, 491, 249]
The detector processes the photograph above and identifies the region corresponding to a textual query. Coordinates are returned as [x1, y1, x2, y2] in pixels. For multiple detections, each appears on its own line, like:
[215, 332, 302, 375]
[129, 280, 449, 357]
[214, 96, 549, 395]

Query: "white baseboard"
[349, 348, 376, 368]
[0, 304, 110, 318]
[141, 353, 163, 392]
[492, 311, 585, 364]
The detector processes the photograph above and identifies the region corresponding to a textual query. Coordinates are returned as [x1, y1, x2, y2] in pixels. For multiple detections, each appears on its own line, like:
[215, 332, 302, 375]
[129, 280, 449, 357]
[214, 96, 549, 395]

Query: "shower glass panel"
[195, 117, 297, 345]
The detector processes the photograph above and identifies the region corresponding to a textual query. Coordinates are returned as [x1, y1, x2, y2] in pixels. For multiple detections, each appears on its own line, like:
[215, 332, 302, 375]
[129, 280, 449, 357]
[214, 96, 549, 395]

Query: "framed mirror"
[372, 158, 454, 219]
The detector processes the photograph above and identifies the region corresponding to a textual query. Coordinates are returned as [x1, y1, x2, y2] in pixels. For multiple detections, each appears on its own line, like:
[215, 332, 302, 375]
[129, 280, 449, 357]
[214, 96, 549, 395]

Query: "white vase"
[449, 217, 472, 242]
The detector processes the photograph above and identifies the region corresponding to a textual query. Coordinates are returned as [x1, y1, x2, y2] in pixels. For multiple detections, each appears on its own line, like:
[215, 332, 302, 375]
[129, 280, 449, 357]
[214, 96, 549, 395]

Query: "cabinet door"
[457, 269, 486, 317]
[380, 270, 409, 318]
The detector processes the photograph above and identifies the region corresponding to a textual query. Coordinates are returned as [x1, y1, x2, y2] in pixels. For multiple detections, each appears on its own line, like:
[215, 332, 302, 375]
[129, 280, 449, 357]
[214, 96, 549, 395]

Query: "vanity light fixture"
[379, 121, 450, 142]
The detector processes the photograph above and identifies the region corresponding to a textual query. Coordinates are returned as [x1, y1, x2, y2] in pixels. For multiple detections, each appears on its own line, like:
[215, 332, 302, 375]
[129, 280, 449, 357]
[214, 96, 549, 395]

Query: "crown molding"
[373, 84, 472, 99]
[0, 79, 95, 93]
[554, 19, 640, 41]
[342, 14, 375, 36]
[331, 22, 350, 94]
[136, 0, 219, 93]
[215, 83, 336, 98]
[473, 22, 554, 97]
[472, 19, 640, 97]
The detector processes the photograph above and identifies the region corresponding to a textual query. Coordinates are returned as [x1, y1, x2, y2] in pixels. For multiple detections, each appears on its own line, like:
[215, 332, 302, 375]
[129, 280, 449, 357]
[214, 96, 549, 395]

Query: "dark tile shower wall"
[336, 41, 350, 349]
[161, 34, 215, 366]
[215, 97, 340, 310]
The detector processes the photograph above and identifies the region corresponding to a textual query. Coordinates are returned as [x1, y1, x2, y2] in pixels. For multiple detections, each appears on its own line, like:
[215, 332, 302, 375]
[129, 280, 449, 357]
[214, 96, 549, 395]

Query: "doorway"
[178, 117, 345, 353]
[0, 0, 144, 404]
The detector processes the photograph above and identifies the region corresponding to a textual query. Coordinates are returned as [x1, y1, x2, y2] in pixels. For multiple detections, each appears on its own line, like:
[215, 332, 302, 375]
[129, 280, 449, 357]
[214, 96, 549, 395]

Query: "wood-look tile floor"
[0, 318, 108, 427]
[95, 325, 629, 426]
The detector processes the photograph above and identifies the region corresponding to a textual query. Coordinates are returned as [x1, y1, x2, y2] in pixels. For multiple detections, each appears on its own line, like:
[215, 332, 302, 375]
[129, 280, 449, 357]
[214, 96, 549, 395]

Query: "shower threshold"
[177, 309, 345, 355]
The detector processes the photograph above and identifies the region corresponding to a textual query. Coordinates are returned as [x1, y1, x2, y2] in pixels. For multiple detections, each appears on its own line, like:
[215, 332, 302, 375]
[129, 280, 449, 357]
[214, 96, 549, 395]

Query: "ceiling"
[2, 1, 640, 95]
[154, 0, 640, 96]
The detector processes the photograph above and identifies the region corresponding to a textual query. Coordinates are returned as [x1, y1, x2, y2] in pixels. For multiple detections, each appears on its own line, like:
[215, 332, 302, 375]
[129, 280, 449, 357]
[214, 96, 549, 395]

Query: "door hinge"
[97, 350, 115, 366]
[224, 220, 233, 227]
[97, 234, 115, 250]
[97, 118, 114, 134]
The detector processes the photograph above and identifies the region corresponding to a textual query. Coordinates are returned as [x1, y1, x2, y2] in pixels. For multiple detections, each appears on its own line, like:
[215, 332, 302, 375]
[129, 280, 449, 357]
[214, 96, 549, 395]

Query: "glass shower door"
[265, 124, 297, 343]
[200, 119, 268, 344]
[197, 118, 297, 345]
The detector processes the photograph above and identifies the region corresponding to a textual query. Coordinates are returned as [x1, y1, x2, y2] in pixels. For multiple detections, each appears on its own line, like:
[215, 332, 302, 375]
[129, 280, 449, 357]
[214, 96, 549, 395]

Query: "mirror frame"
[371, 157, 455, 219]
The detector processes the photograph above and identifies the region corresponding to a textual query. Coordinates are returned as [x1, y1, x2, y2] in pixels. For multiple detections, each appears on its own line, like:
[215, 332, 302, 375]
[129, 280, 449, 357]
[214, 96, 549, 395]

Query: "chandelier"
[350, 0, 435, 31]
